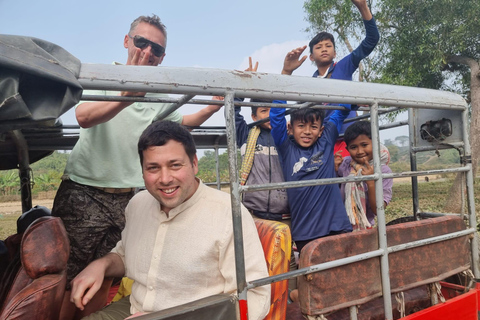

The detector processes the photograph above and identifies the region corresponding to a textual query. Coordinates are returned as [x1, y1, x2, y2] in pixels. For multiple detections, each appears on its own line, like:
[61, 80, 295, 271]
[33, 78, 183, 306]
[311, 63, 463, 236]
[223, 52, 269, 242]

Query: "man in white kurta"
[71, 120, 270, 320]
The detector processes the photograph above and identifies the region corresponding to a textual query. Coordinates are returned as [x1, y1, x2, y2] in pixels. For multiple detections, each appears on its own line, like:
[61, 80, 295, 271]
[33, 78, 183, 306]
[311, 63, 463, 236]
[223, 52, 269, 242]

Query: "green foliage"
[0, 171, 20, 196]
[30, 151, 68, 174]
[197, 150, 241, 183]
[386, 144, 399, 162]
[0, 152, 68, 197]
[374, 0, 480, 96]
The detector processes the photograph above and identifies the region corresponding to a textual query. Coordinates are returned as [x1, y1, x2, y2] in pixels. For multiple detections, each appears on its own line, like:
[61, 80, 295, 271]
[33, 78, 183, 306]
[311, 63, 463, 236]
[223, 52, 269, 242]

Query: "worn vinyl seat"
[0, 216, 70, 320]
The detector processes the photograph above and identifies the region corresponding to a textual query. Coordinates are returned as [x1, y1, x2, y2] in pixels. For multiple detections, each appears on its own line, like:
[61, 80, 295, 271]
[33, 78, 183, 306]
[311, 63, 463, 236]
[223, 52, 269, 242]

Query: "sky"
[0, 0, 407, 144]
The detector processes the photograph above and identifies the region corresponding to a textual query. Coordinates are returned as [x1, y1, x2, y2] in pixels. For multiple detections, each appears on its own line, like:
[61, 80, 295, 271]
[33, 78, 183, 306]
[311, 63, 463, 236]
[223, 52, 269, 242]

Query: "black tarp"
[0, 35, 82, 169]
[0, 34, 82, 126]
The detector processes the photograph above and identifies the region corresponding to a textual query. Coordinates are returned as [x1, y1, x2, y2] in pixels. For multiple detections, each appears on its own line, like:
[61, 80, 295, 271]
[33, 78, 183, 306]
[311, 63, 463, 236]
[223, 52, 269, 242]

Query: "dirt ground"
[0, 199, 54, 216]
[0, 191, 56, 215]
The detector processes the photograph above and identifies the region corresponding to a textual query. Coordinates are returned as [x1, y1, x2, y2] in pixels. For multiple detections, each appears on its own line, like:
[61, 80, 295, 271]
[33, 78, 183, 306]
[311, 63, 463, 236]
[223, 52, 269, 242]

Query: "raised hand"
[360, 157, 374, 176]
[282, 45, 308, 75]
[245, 57, 259, 72]
[122, 48, 149, 97]
[351, 0, 373, 20]
[334, 150, 343, 172]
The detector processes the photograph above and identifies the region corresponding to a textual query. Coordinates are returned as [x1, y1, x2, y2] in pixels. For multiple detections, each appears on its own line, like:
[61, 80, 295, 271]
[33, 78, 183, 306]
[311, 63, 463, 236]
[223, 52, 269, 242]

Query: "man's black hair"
[308, 32, 336, 54]
[138, 121, 196, 166]
[250, 98, 272, 116]
[344, 121, 372, 146]
[290, 108, 325, 127]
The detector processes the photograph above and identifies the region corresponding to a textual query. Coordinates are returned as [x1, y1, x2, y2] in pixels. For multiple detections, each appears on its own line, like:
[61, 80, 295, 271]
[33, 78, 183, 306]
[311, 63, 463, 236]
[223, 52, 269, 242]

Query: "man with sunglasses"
[51, 14, 221, 319]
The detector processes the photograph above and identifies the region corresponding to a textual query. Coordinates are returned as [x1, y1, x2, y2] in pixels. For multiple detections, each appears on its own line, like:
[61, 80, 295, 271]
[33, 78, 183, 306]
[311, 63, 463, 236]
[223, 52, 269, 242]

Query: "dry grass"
[0, 213, 21, 240]
[385, 178, 480, 224]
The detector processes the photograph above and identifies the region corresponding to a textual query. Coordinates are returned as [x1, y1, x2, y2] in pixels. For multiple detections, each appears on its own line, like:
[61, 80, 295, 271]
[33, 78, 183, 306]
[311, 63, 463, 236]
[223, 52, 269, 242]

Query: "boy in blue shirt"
[270, 105, 354, 253]
[281, 0, 379, 157]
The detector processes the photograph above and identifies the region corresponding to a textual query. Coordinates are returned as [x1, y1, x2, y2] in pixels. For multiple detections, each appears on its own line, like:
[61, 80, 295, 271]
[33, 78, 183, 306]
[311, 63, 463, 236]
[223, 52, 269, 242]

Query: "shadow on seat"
[0, 216, 70, 320]
[254, 218, 292, 320]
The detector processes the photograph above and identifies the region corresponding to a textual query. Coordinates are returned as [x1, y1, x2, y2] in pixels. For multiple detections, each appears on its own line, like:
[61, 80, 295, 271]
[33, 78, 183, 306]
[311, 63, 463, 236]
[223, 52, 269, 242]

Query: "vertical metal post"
[10, 130, 32, 213]
[224, 91, 249, 319]
[349, 306, 358, 320]
[408, 108, 419, 217]
[461, 108, 480, 277]
[370, 103, 393, 320]
[215, 146, 221, 190]
[429, 283, 439, 306]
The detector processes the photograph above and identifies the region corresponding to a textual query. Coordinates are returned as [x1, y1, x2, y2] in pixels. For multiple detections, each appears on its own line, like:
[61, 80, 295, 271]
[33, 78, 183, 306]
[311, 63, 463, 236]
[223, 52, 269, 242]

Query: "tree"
[395, 135, 408, 148]
[387, 144, 399, 162]
[197, 150, 241, 183]
[373, 0, 480, 212]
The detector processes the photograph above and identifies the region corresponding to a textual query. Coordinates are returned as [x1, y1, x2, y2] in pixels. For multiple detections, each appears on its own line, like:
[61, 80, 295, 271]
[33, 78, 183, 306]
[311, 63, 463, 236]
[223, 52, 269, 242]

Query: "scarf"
[239, 126, 261, 185]
[344, 144, 390, 231]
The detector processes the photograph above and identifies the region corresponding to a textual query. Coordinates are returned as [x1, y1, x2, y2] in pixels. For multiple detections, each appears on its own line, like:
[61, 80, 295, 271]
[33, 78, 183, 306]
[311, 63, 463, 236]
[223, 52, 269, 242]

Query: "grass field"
[1, 178, 479, 240]
[384, 178, 480, 223]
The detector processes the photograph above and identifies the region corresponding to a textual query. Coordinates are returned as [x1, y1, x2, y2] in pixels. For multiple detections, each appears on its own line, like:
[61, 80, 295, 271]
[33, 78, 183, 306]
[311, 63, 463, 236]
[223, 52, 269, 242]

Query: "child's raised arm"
[269, 101, 288, 147]
[327, 104, 355, 133]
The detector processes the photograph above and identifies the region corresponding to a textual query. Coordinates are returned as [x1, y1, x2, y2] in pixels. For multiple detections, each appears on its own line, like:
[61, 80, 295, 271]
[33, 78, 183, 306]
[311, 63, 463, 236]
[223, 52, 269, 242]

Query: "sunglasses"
[129, 35, 165, 57]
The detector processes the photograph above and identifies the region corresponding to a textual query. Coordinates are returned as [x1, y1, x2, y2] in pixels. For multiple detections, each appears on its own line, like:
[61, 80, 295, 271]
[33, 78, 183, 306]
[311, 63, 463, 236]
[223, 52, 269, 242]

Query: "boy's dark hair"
[250, 98, 272, 116]
[138, 121, 196, 166]
[344, 121, 372, 146]
[308, 32, 336, 54]
[290, 108, 325, 127]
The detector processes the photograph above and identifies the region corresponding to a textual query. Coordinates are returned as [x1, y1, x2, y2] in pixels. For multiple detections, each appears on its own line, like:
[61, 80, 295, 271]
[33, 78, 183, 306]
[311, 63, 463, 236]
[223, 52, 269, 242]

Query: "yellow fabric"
[239, 126, 261, 185]
[254, 218, 292, 320]
[112, 277, 134, 302]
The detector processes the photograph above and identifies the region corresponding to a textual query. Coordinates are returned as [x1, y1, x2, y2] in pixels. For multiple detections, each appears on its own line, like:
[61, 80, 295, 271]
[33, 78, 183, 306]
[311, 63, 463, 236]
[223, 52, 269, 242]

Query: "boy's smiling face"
[346, 134, 373, 163]
[291, 119, 324, 148]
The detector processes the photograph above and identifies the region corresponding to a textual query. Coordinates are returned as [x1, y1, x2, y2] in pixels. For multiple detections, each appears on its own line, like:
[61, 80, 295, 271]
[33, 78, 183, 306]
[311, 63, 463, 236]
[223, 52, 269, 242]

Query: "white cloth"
[111, 182, 271, 320]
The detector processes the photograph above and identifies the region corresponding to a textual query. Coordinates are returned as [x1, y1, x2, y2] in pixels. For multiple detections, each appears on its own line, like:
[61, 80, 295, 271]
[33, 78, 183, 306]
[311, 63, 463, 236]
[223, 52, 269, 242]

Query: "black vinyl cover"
[0, 34, 82, 128]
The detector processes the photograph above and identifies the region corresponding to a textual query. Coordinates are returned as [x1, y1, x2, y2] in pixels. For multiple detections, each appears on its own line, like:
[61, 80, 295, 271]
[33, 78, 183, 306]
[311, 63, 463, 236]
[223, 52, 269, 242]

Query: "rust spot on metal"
[232, 70, 253, 78]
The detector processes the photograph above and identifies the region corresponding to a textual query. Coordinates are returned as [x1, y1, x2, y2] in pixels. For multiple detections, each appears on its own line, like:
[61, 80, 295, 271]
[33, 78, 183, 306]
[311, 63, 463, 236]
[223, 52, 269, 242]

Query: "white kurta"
[111, 182, 271, 320]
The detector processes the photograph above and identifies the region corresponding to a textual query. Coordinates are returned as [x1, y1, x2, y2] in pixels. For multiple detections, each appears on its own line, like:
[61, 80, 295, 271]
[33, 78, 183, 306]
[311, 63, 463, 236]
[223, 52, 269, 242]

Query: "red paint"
[401, 288, 480, 320]
[239, 299, 248, 320]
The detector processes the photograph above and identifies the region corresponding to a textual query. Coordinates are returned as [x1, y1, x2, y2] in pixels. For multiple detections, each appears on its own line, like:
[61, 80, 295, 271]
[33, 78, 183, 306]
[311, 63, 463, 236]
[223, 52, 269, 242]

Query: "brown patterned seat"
[297, 215, 470, 318]
[0, 216, 70, 320]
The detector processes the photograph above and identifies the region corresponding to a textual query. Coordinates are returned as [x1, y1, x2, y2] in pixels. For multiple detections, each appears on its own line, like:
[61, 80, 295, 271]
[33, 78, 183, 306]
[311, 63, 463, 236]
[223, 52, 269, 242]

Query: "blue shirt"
[318, 18, 380, 135]
[270, 106, 353, 241]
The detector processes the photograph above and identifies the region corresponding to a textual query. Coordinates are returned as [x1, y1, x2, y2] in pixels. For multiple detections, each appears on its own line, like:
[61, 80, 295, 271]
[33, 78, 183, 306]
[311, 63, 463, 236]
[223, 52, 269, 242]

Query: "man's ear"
[124, 35, 129, 49]
[193, 154, 199, 174]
